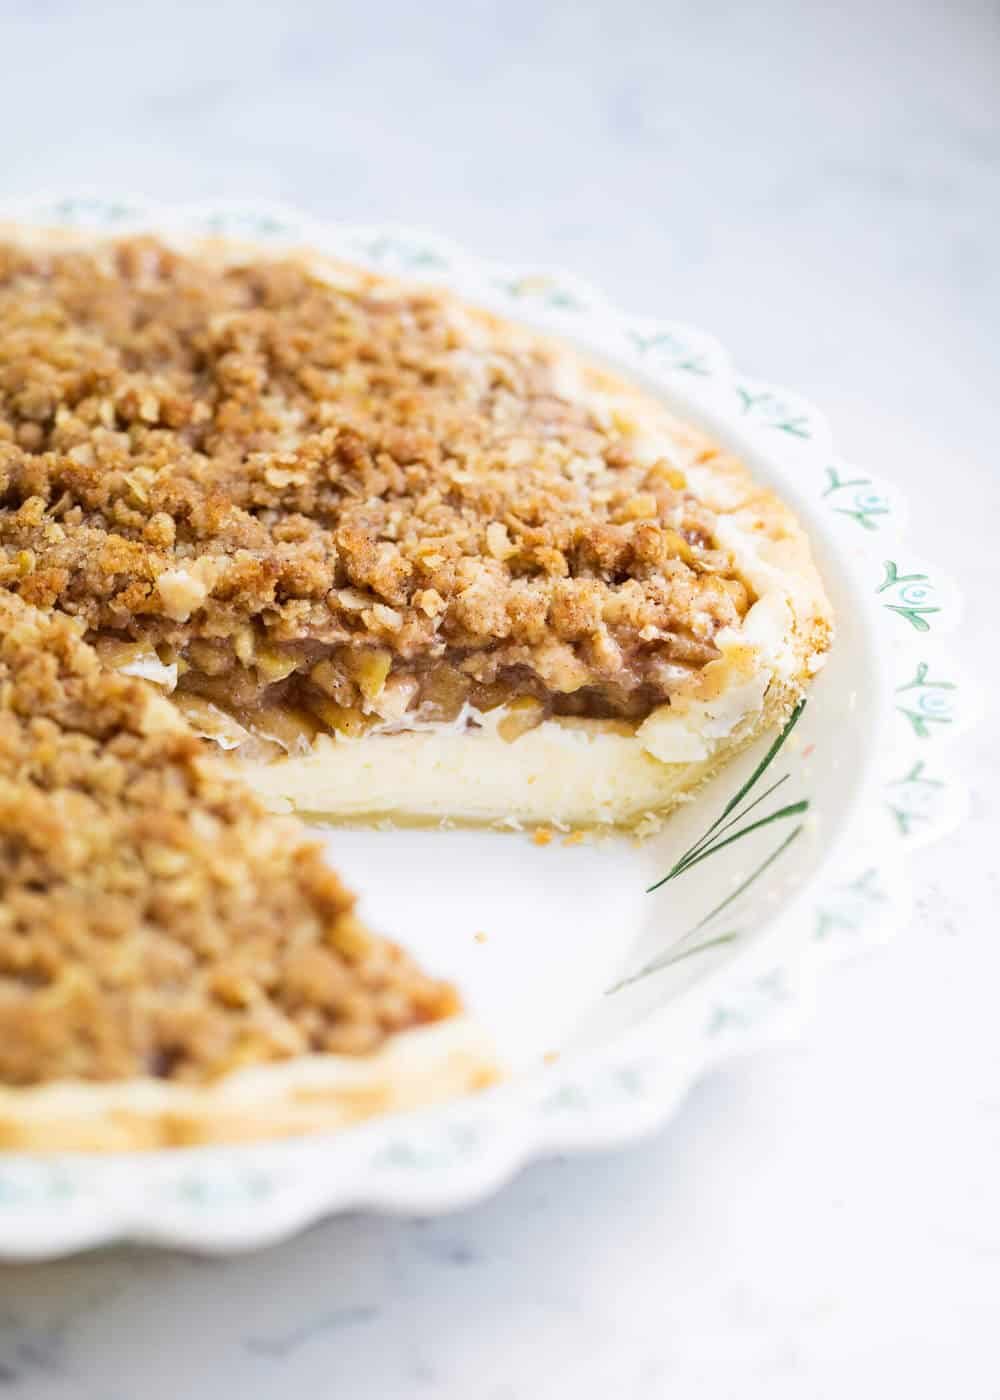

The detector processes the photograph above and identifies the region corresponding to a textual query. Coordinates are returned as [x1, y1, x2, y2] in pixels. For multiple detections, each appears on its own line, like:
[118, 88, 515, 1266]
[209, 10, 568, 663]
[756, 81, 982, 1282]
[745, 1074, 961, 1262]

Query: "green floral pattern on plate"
[706, 968, 789, 1037]
[736, 385, 815, 439]
[349, 233, 451, 272]
[626, 328, 713, 375]
[895, 663, 958, 737]
[814, 869, 889, 941]
[887, 760, 950, 838]
[823, 467, 893, 530]
[877, 561, 942, 632]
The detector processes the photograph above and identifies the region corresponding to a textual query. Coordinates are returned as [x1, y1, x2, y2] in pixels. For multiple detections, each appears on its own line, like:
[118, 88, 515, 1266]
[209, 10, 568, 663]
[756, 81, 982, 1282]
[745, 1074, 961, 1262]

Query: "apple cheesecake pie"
[0, 233, 832, 831]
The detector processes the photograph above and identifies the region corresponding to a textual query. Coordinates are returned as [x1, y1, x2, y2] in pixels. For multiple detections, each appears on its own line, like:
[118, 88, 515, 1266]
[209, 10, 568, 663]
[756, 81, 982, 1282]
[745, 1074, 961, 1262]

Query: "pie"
[0, 229, 832, 1148]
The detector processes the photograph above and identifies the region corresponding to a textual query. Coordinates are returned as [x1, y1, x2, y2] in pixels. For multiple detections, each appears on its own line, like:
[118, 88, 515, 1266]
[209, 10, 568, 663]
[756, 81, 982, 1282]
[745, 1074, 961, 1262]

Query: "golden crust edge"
[0, 1018, 500, 1152]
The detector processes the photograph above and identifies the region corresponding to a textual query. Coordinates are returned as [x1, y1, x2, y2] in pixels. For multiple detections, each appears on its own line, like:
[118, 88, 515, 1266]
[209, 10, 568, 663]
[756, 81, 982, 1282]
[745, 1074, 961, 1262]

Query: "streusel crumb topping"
[0, 590, 456, 1085]
[0, 238, 753, 720]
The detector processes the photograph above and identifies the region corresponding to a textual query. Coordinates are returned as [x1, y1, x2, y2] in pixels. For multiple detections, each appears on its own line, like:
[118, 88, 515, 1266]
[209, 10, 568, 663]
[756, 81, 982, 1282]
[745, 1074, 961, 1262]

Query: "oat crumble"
[0, 590, 456, 1085]
[0, 237, 754, 733]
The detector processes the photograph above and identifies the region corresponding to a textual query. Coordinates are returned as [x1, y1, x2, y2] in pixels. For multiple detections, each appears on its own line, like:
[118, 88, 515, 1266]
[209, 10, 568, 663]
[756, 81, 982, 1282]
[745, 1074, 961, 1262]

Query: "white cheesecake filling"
[236, 710, 722, 827]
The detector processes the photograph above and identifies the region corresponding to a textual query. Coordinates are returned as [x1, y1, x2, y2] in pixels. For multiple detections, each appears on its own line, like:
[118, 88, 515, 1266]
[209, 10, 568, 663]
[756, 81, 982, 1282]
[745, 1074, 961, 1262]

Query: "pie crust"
[0, 1019, 496, 1151]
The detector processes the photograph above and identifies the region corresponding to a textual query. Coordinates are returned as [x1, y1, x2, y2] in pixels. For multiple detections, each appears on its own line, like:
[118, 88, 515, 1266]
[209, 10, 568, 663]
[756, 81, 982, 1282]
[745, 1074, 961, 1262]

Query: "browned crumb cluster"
[0, 590, 457, 1086]
[0, 237, 752, 727]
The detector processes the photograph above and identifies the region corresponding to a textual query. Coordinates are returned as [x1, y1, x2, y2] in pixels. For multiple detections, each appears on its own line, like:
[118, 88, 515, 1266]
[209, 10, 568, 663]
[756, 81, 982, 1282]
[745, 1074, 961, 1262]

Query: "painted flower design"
[737, 386, 815, 439]
[877, 562, 941, 632]
[627, 328, 713, 375]
[895, 662, 957, 737]
[707, 968, 788, 1036]
[190, 210, 296, 241]
[887, 760, 947, 837]
[41, 196, 140, 229]
[168, 1169, 279, 1207]
[353, 235, 449, 272]
[541, 1062, 651, 1115]
[822, 466, 893, 531]
[0, 1164, 77, 1205]
[371, 1121, 484, 1171]
[815, 869, 887, 940]
[491, 274, 588, 312]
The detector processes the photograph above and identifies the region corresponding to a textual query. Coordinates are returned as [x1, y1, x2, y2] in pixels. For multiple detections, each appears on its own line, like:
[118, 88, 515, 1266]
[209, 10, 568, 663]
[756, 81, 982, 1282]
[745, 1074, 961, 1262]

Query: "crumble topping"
[0, 590, 457, 1086]
[0, 237, 755, 726]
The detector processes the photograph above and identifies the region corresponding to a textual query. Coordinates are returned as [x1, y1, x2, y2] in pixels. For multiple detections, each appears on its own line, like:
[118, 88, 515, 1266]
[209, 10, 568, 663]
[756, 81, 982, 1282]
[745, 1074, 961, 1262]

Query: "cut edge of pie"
[217, 306, 832, 832]
[230, 439, 830, 832]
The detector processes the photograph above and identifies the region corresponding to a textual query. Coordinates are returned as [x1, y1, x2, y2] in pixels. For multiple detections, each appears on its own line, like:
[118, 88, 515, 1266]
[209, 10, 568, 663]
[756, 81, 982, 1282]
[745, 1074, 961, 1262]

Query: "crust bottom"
[0, 1019, 499, 1152]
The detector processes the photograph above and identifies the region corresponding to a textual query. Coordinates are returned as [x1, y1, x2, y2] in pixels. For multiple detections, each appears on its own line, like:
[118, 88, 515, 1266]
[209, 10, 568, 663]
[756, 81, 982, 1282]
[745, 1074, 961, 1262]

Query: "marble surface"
[0, 0, 997, 1394]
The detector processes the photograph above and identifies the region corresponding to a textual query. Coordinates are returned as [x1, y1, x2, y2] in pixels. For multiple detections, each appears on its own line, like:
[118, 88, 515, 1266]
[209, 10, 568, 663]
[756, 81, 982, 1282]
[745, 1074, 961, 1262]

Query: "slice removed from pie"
[0, 591, 496, 1151]
[0, 232, 832, 829]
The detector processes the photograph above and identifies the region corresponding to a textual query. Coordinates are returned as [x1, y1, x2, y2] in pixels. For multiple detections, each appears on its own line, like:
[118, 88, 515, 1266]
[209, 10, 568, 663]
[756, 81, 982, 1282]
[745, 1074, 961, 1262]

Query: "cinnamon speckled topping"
[0, 590, 457, 1085]
[0, 237, 754, 722]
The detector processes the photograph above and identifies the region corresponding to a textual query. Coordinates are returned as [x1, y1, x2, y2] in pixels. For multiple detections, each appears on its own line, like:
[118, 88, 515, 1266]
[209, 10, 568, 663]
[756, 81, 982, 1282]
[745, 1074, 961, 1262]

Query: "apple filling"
[94, 626, 733, 766]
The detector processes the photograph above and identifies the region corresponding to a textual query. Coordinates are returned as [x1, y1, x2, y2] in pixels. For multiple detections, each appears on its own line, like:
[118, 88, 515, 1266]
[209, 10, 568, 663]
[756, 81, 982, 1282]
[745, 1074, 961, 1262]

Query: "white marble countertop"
[0, 0, 997, 1394]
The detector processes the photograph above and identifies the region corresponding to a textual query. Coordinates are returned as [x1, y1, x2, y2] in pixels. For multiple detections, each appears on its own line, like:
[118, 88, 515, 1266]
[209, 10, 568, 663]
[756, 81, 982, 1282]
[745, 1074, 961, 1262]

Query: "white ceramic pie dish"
[0, 196, 975, 1258]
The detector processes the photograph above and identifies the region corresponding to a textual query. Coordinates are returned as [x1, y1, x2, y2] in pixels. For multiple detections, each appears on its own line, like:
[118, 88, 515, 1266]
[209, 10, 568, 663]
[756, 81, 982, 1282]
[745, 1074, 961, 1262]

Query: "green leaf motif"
[199, 212, 291, 239]
[628, 330, 710, 375]
[0, 1172, 75, 1206]
[823, 466, 871, 498]
[360, 237, 448, 271]
[172, 1171, 278, 1207]
[877, 560, 922, 594]
[834, 502, 889, 531]
[877, 562, 941, 632]
[895, 662, 957, 738]
[542, 1064, 649, 1114]
[493, 277, 586, 312]
[814, 868, 887, 940]
[887, 760, 945, 837]
[50, 197, 137, 227]
[897, 662, 945, 692]
[371, 1122, 483, 1171]
[737, 387, 812, 438]
[883, 604, 939, 632]
[822, 467, 892, 529]
[708, 969, 787, 1036]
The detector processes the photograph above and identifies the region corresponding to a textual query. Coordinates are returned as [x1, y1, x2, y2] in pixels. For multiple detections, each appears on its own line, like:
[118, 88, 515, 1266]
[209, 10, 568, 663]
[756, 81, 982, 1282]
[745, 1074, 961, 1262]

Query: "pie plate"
[0, 196, 976, 1259]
